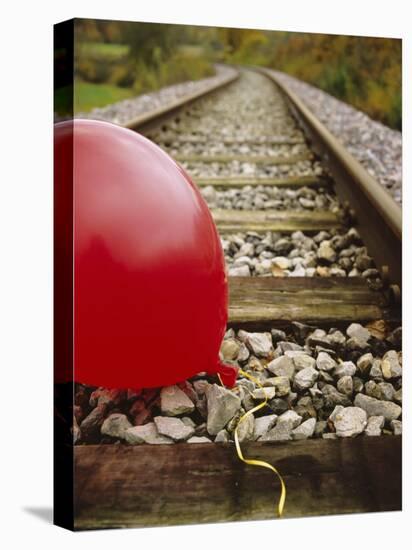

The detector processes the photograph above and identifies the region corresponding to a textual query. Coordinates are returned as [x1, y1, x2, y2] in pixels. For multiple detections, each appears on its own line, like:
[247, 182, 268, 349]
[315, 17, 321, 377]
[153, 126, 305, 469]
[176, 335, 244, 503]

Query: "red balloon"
[54, 119, 238, 389]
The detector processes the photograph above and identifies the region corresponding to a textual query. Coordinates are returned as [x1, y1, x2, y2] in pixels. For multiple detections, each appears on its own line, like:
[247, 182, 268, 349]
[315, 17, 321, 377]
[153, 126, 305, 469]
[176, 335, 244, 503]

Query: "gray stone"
[357, 352, 374, 374]
[252, 387, 276, 400]
[286, 392, 298, 407]
[181, 417, 196, 428]
[206, 384, 241, 435]
[365, 380, 381, 400]
[101, 413, 133, 440]
[237, 329, 249, 343]
[377, 382, 396, 401]
[125, 423, 173, 445]
[346, 336, 370, 352]
[354, 393, 402, 421]
[291, 418, 316, 440]
[267, 355, 295, 380]
[154, 416, 195, 442]
[330, 267, 346, 277]
[187, 436, 212, 443]
[220, 339, 241, 361]
[355, 255, 373, 271]
[328, 405, 344, 423]
[365, 415, 385, 436]
[229, 265, 251, 276]
[263, 376, 290, 396]
[178, 381, 197, 404]
[393, 388, 402, 405]
[236, 414, 255, 442]
[239, 387, 255, 412]
[160, 385, 195, 416]
[308, 333, 336, 350]
[215, 429, 230, 443]
[294, 396, 317, 420]
[337, 375, 353, 396]
[318, 370, 334, 384]
[193, 380, 210, 397]
[307, 328, 325, 339]
[226, 408, 244, 433]
[274, 237, 293, 255]
[321, 385, 352, 407]
[272, 256, 291, 269]
[80, 404, 107, 440]
[327, 330, 346, 347]
[390, 420, 402, 435]
[237, 343, 250, 362]
[346, 323, 371, 342]
[224, 328, 235, 340]
[314, 230, 330, 243]
[294, 367, 319, 391]
[260, 422, 292, 442]
[268, 397, 289, 415]
[254, 414, 278, 440]
[353, 377, 364, 393]
[369, 359, 383, 379]
[331, 407, 367, 437]
[246, 332, 274, 357]
[237, 378, 255, 392]
[89, 388, 127, 408]
[317, 241, 336, 263]
[292, 354, 316, 371]
[277, 410, 302, 429]
[309, 384, 323, 398]
[238, 242, 255, 257]
[194, 422, 207, 437]
[334, 361, 357, 378]
[316, 352, 337, 371]
[271, 329, 287, 344]
[381, 350, 402, 379]
[292, 322, 315, 340]
[282, 342, 305, 352]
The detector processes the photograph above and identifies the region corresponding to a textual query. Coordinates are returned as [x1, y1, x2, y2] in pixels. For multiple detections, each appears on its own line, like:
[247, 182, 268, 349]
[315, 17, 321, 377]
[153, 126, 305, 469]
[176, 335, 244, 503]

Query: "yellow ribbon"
[218, 368, 286, 518]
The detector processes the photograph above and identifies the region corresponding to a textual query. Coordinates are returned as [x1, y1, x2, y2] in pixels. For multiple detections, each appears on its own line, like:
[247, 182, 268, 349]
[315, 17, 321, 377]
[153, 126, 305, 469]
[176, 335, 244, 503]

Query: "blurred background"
[57, 19, 401, 130]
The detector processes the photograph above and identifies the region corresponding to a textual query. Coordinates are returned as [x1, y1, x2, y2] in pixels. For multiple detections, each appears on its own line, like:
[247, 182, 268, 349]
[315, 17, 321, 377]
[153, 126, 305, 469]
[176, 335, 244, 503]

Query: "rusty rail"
[257, 67, 402, 292]
[124, 68, 239, 133]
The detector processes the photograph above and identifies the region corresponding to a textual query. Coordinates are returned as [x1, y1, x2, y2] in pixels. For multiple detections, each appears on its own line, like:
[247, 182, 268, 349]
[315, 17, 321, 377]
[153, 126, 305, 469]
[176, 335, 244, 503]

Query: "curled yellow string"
[217, 368, 286, 518]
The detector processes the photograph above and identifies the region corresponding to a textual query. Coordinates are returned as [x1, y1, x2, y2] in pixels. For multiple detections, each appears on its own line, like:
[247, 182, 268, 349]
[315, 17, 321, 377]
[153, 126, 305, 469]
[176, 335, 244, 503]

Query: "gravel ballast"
[77, 65, 237, 126]
[70, 70, 400, 448]
[73, 322, 401, 446]
[269, 70, 402, 204]
[221, 228, 382, 287]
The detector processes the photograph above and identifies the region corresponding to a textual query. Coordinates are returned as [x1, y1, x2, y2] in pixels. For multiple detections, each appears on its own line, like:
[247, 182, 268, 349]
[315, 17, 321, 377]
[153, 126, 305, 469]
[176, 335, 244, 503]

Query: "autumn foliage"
[72, 20, 401, 130]
[268, 33, 402, 129]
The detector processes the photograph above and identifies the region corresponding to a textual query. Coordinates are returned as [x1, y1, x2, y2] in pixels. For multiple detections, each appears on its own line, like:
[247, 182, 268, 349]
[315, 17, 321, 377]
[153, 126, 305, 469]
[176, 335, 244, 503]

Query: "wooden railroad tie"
[195, 175, 326, 188]
[154, 135, 305, 146]
[227, 277, 397, 328]
[212, 208, 341, 233]
[174, 152, 313, 164]
[73, 436, 401, 529]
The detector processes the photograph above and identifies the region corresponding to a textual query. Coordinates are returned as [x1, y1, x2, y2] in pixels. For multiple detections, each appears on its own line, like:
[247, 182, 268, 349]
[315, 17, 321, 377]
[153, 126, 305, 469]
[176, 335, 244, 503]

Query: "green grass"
[76, 42, 129, 60]
[74, 80, 134, 113]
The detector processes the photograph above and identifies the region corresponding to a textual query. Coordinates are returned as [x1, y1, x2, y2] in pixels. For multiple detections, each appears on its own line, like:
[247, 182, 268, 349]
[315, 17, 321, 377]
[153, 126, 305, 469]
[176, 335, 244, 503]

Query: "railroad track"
[67, 68, 402, 529]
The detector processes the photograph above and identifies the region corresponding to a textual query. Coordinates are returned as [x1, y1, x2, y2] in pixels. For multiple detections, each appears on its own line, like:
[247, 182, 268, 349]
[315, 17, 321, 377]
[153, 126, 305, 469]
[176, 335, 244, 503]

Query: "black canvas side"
[53, 18, 74, 531]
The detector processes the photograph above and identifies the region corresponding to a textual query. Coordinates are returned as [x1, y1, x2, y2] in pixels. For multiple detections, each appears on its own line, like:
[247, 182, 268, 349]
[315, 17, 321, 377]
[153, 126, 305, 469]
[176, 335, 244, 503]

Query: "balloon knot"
[215, 361, 239, 388]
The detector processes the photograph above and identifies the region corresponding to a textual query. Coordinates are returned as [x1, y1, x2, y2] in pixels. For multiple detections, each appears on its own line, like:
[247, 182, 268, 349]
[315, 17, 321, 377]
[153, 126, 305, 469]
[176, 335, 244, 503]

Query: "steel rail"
[123, 69, 239, 133]
[257, 67, 402, 291]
